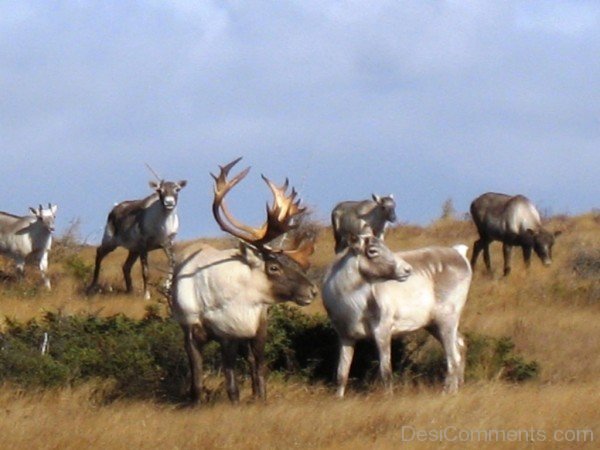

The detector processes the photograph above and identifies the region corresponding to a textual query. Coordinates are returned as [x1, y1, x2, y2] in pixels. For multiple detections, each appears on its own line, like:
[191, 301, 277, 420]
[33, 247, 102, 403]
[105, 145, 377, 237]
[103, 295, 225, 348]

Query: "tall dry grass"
[0, 212, 599, 448]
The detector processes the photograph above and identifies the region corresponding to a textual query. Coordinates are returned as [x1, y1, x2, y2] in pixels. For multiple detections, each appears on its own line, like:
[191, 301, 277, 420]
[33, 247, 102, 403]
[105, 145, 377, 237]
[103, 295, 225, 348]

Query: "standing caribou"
[88, 177, 187, 300]
[322, 235, 472, 397]
[0, 204, 58, 290]
[470, 192, 561, 276]
[331, 194, 396, 253]
[170, 158, 317, 405]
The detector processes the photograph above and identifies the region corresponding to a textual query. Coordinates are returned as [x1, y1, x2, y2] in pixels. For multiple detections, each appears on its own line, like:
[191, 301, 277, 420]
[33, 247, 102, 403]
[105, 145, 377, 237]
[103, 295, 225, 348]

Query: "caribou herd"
[0, 158, 561, 403]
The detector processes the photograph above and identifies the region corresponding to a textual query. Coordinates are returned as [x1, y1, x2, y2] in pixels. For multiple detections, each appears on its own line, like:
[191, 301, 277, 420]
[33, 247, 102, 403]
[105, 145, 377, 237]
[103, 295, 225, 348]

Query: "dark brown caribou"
[470, 192, 561, 276]
[170, 158, 317, 404]
[88, 178, 187, 299]
[331, 194, 396, 253]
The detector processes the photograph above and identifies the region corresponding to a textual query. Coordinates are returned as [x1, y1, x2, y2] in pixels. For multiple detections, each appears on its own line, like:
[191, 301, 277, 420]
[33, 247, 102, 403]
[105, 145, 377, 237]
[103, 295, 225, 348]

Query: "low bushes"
[0, 305, 538, 402]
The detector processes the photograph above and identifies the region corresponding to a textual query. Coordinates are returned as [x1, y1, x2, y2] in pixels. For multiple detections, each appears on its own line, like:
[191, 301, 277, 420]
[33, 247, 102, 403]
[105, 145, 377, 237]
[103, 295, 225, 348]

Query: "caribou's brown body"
[171, 158, 317, 404]
[470, 192, 560, 276]
[88, 179, 187, 299]
[331, 195, 396, 253]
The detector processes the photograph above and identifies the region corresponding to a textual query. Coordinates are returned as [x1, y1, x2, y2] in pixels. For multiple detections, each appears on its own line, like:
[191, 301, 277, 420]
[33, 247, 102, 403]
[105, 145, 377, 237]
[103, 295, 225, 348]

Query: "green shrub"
[0, 305, 538, 402]
[62, 254, 94, 282]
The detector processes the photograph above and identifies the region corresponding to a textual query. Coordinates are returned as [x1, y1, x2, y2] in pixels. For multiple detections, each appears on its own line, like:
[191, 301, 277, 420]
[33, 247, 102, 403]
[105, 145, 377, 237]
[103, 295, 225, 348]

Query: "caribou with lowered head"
[0, 204, 58, 290]
[331, 194, 396, 253]
[470, 192, 561, 276]
[322, 235, 472, 397]
[88, 177, 187, 300]
[170, 158, 318, 405]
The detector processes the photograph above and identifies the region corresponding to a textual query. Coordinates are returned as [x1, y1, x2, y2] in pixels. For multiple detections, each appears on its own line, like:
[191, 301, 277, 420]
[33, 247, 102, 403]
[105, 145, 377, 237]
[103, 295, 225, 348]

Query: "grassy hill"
[0, 212, 598, 449]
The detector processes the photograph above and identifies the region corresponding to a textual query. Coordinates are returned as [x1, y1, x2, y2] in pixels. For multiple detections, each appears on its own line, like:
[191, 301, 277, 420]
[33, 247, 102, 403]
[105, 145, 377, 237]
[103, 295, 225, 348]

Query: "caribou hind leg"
[88, 243, 117, 293]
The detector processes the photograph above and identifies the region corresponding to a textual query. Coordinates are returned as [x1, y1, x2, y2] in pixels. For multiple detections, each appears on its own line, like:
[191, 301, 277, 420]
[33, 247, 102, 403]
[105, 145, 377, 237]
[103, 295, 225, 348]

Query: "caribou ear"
[372, 194, 381, 203]
[29, 207, 38, 216]
[238, 241, 263, 268]
[149, 181, 160, 190]
[50, 204, 58, 215]
[178, 180, 188, 189]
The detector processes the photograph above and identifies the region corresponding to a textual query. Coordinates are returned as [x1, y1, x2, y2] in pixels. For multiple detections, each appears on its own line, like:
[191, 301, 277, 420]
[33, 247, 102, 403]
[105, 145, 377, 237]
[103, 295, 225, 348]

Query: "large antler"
[211, 158, 306, 248]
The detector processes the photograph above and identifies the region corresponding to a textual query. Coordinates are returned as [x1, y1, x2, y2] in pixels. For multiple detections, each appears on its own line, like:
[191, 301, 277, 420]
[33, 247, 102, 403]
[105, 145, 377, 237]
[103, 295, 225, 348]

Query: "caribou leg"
[221, 339, 240, 404]
[374, 327, 393, 394]
[249, 312, 268, 400]
[502, 243, 513, 276]
[88, 244, 116, 292]
[39, 251, 51, 290]
[122, 251, 139, 294]
[183, 324, 206, 404]
[139, 251, 151, 300]
[336, 338, 356, 398]
[522, 245, 533, 268]
[431, 321, 464, 394]
[470, 238, 484, 269]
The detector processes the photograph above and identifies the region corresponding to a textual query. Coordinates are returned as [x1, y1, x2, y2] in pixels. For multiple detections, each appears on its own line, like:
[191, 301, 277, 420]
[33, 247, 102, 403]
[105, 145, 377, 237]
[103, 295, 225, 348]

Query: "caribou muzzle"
[162, 196, 177, 209]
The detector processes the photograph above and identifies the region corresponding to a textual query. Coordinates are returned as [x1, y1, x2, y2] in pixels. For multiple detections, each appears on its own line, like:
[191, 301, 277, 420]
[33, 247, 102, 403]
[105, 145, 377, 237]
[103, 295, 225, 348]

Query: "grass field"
[0, 212, 598, 449]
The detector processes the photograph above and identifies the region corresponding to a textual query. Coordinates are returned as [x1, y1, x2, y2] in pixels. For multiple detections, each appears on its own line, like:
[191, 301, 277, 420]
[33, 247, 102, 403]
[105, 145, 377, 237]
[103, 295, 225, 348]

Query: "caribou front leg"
[336, 338, 355, 398]
[249, 312, 268, 400]
[183, 324, 206, 404]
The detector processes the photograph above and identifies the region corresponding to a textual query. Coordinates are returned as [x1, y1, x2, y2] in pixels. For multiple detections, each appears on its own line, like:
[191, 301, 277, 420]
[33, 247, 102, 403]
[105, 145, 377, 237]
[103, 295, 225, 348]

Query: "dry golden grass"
[0, 212, 599, 448]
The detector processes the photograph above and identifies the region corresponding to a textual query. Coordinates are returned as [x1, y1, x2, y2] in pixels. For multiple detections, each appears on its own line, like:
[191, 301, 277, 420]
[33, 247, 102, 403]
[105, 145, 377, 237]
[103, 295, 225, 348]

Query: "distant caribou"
[88, 177, 187, 299]
[470, 192, 561, 276]
[0, 204, 58, 290]
[331, 194, 396, 253]
[322, 235, 472, 397]
[170, 158, 317, 404]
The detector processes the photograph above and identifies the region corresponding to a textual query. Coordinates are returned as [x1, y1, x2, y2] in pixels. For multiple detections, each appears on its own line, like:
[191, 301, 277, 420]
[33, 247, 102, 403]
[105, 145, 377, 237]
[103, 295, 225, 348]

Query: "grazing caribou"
[331, 194, 396, 253]
[470, 192, 561, 276]
[88, 178, 187, 300]
[322, 235, 472, 397]
[171, 158, 317, 405]
[0, 204, 58, 290]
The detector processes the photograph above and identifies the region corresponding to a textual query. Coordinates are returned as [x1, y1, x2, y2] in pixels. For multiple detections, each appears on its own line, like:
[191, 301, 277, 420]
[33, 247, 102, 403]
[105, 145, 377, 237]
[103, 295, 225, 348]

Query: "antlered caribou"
[88, 177, 187, 299]
[0, 204, 58, 290]
[322, 236, 472, 397]
[171, 158, 317, 404]
[470, 192, 561, 276]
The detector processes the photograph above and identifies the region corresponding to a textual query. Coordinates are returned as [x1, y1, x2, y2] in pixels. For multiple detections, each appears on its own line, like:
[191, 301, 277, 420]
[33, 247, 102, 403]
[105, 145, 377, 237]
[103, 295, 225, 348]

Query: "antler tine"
[261, 175, 305, 221]
[253, 175, 306, 246]
[211, 158, 267, 242]
[211, 157, 249, 200]
[145, 162, 163, 182]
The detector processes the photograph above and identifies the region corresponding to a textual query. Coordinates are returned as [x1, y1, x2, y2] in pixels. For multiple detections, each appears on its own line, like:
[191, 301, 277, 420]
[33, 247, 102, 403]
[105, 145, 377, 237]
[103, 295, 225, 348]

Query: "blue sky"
[1, 1, 599, 242]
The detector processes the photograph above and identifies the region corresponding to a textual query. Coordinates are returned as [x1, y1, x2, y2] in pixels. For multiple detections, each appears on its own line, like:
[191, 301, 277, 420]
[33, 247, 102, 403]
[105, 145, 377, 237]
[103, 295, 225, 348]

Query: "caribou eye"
[366, 247, 379, 258]
[267, 264, 281, 274]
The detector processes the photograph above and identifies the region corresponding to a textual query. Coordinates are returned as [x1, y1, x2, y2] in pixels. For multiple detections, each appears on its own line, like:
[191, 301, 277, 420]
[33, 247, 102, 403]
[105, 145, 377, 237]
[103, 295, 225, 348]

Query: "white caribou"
[0, 204, 58, 290]
[322, 235, 472, 396]
[171, 158, 317, 404]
